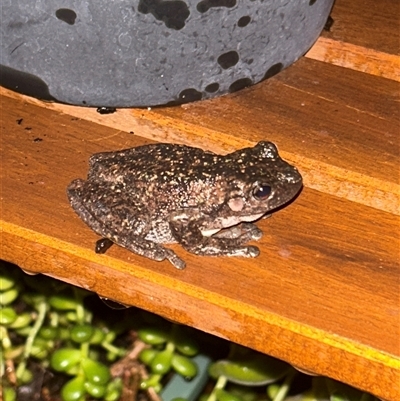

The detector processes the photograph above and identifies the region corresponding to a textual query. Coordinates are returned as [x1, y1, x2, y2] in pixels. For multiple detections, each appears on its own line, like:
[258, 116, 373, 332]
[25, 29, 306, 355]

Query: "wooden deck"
[1, 0, 399, 399]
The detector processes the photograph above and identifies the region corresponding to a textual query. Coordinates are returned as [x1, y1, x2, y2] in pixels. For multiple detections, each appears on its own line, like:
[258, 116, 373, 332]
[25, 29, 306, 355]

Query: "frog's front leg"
[213, 223, 263, 241]
[169, 218, 260, 258]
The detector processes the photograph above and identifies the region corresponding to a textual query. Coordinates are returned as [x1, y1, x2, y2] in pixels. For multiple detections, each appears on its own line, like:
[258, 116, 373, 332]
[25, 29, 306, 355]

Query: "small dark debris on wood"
[97, 107, 117, 114]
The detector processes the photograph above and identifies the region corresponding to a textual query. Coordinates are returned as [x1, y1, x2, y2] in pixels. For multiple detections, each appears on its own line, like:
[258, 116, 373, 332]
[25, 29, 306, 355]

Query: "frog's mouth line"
[201, 228, 221, 237]
[201, 212, 265, 237]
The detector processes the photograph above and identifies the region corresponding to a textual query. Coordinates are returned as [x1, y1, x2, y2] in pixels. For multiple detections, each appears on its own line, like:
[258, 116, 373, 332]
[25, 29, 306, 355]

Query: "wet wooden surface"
[1, 0, 399, 399]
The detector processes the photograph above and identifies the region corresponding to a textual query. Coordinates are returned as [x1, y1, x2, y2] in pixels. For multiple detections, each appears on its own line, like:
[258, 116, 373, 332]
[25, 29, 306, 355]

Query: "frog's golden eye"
[252, 183, 272, 200]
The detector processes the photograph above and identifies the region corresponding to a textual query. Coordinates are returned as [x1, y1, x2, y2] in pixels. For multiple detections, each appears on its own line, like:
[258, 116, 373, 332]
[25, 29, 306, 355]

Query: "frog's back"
[87, 143, 216, 182]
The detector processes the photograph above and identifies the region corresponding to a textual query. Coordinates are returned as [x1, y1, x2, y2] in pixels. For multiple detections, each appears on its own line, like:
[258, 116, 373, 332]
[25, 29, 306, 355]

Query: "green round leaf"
[71, 324, 94, 343]
[0, 307, 17, 325]
[209, 354, 290, 386]
[104, 331, 116, 343]
[140, 378, 162, 393]
[173, 327, 199, 356]
[0, 272, 16, 291]
[39, 326, 59, 340]
[106, 377, 122, 391]
[8, 312, 32, 329]
[105, 378, 123, 401]
[81, 358, 111, 385]
[89, 328, 105, 344]
[49, 295, 79, 311]
[138, 327, 169, 345]
[59, 327, 71, 340]
[66, 311, 78, 322]
[139, 348, 158, 365]
[140, 374, 162, 390]
[171, 354, 197, 379]
[65, 364, 81, 376]
[175, 342, 199, 357]
[0, 288, 19, 305]
[61, 376, 86, 401]
[15, 326, 32, 336]
[3, 387, 16, 401]
[84, 381, 107, 398]
[104, 377, 122, 401]
[18, 368, 34, 384]
[50, 348, 82, 372]
[4, 345, 24, 360]
[31, 343, 49, 360]
[150, 349, 173, 375]
[33, 337, 52, 349]
[105, 388, 122, 401]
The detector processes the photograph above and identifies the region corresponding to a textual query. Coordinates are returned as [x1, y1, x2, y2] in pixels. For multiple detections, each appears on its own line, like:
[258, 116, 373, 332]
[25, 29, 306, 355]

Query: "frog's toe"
[247, 246, 260, 258]
[164, 249, 186, 270]
[250, 228, 263, 241]
[151, 247, 186, 269]
[235, 223, 263, 241]
[150, 249, 168, 262]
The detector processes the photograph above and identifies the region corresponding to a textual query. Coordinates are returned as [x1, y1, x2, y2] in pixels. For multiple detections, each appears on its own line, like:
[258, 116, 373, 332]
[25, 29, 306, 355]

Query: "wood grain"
[305, 37, 400, 82]
[326, 0, 399, 56]
[305, 0, 400, 80]
[1, 93, 399, 400]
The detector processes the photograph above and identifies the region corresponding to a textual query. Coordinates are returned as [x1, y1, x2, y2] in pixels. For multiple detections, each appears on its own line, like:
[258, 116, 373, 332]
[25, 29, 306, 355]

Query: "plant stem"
[15, 300, 47, 381]
[206, 375, 228, 401]
[271, 368, 297, 401]
[102, 340, 125, 357]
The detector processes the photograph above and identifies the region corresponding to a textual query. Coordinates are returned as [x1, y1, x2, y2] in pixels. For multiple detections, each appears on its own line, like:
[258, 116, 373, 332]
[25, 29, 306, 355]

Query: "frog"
[67, 141, 302, 269]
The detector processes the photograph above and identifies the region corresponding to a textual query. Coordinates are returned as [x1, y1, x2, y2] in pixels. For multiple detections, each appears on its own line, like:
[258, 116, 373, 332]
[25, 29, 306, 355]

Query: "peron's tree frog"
[67, 141, 302, 269]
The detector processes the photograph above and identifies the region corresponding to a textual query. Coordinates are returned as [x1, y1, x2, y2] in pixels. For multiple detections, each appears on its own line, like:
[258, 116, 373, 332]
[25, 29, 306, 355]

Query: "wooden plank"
[3, 57, 397, 214]
[1, 93, 399, 400]
[306, 37, 400, 82]
[304, 0, 400, 80]
[327, 0, 399, 55]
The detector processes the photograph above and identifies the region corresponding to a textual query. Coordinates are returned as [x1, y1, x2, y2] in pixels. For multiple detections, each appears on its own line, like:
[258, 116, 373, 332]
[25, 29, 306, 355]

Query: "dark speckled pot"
[1, 0, 334, 107]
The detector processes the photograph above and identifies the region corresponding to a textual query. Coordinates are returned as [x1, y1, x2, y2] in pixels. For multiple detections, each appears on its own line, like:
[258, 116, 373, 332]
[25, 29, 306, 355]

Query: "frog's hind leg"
[67, 179, 114, 238]
[67, 179, 185, 269]
[101, 222, 186, 269]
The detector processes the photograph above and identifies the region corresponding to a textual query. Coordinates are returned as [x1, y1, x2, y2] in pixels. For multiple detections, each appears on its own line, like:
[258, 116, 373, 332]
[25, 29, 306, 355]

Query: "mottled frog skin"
[67, 141, 302, 269]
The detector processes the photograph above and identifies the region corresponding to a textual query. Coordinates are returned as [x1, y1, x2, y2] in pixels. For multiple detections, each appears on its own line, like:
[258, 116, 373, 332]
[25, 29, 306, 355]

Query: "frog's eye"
[253, 184, 272, 200]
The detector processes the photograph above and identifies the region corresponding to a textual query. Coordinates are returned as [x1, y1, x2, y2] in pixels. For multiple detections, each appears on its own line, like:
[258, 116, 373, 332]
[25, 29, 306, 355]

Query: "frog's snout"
[286, 167, 303, 185]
